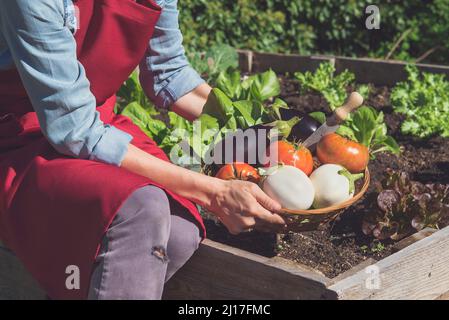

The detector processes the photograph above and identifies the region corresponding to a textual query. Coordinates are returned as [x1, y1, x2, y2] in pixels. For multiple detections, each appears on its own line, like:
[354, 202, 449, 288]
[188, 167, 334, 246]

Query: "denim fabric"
[0, 0, 203, 165]
[140, 0, 205, 110]
[88, 185, 201, 300]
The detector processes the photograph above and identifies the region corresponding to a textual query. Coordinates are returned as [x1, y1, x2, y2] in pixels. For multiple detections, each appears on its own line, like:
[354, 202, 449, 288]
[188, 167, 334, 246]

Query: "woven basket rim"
[281, 167, 370, 216]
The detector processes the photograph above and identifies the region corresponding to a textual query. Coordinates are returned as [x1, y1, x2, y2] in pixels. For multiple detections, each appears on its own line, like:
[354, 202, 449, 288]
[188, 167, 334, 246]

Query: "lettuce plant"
[362, 169, 449, 240]
[391, 65, 449, 138]
[294, 62, 355, 110]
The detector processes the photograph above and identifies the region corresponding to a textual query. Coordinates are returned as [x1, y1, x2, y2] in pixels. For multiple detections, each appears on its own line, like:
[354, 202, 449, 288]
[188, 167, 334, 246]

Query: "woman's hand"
[122, 144, 285, 235]
[205, 179, 286, 235]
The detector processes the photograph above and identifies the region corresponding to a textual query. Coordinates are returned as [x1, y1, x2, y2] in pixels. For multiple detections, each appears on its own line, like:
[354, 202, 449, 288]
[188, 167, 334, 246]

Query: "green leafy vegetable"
[247, 69, 281, 102]
[117, 71, 158, 115]
[294, 62, 372, 111]
[217, 69, 281, 103]
[202, 88, 235, 127]
[121, 102, 172, 152]
[294, 62, 354, 110]
[391, 65, 449, 138]
[188, 44, 239, 84]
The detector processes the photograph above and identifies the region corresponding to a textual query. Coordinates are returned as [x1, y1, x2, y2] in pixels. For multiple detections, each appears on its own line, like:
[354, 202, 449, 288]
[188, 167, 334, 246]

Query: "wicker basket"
[279, 167, 370, 232]
[202, 164, 370, 232]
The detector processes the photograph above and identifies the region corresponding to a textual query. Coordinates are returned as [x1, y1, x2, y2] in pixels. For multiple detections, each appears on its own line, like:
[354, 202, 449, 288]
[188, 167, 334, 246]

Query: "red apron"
[0, 0, 205, 300]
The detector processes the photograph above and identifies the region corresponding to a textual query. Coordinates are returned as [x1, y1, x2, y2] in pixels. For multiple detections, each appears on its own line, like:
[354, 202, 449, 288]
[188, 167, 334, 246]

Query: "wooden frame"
[238, 51, 449, 86]
[2, 227, 449, 300]
[1, 53, 449, 300]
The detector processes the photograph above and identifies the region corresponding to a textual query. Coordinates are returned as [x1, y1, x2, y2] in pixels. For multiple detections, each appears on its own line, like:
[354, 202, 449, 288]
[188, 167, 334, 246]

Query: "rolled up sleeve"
[0, 0, 132, 166]
[139, 0, 205, 110]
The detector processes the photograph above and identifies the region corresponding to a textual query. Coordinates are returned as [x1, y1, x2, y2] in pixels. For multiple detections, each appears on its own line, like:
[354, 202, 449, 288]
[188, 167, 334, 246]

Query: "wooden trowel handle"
[330, 92, 364, 125]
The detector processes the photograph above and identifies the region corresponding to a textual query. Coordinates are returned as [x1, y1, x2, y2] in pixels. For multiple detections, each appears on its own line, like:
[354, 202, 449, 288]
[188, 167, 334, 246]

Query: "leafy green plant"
[202, 88, 271, 130]
[216, 69, 281, 103]
[117, 71, 157, 114]
[360, 241, 386, 254]
[362, 170, 449, 240]
[294, 62, 354, 110]
[391, 65, 449, 138]
[188, 44, 239, 85]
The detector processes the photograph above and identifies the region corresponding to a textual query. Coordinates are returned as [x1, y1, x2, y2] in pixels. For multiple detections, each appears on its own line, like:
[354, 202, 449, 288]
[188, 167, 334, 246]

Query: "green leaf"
[202, 88, 235, 127]
[249, 69, 281, 102]
[270, 98, 288, 120]
[294, 62, 354, 111]
[216, 70, 242, 100]
[204, 44, 239, 76]
[169, 112, 191, 132]
[309, 111, 326, 124]
[351, 106, 378, 146]
[337, 125, 357, 141]
[372, 136, 401, 155]
[121, 102, 153, 138]
[391, 64, 449, 138]
[234, 100, 267, 129]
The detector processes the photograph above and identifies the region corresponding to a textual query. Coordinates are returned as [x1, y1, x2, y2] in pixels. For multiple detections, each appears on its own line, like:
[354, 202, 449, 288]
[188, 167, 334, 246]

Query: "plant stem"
[338, 169, 364, 194]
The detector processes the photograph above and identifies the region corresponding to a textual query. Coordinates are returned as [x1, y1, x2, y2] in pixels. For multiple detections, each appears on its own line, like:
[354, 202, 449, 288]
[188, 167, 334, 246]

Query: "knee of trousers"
[112, 185, 172, 243]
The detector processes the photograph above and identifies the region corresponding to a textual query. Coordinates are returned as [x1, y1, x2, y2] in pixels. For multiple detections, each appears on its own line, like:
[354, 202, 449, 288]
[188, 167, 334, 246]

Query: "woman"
[0, 0, 285, 299]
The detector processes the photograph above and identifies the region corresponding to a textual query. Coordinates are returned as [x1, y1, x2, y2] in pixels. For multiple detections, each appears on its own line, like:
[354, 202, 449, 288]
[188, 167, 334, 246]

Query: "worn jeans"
[88, 185, 202, 300]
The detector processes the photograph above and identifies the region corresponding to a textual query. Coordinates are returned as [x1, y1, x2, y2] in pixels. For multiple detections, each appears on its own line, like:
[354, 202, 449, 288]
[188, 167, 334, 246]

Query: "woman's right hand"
[121, 145, 286, 235]
[205, 179, 286, 235]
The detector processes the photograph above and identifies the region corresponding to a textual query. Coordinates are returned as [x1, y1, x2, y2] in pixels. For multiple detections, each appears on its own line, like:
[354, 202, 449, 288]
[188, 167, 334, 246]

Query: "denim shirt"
[0, 0, 204, 166]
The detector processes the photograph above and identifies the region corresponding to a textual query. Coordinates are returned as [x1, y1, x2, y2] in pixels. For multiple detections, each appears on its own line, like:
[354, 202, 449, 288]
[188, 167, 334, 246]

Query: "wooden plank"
[330, 258, 377, 284]
[436, 290, 449, 300]
[335, 57, 449, 86]
[163, 239, 335, 300]
[247, 52, 449, 85]
[0, 242, 46, 300]
[251, 52, 334, 74]
[328, 226, 449, 300]
[237, 50, 253, 73]
[392, 228, 437, 253]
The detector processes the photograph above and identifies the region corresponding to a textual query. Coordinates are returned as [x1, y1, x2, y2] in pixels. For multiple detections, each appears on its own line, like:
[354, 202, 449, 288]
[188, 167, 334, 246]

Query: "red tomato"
[317, 133, 369, 173]
[215, 163, 260, 183]
[267, 140, 313, 176]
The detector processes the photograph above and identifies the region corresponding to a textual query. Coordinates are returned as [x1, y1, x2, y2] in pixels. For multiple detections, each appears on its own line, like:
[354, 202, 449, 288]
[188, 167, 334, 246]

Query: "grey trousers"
[88, 185, 202, 300]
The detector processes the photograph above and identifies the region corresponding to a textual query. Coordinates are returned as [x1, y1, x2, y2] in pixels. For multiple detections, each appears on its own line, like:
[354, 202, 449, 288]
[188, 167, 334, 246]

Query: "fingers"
[255, 219, 288, 233]
[245, 200, 285, 225]
[226, 216, 256, 235]
[248, 183, 282, 213]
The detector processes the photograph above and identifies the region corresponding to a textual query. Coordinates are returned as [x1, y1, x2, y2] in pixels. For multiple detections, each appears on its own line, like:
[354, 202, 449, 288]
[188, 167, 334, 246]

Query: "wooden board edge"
[242, 51, 449, 85]
[392, 227, 438, 253]
[328, 226, 449, 300]
[163, 239, 335, 300]
[202, 239, 330, 282]
[248, 51, 335, 74]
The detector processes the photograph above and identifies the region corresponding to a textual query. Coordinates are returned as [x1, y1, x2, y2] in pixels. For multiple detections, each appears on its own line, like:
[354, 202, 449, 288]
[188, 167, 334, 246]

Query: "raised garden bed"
[1, 52, 449, 300]
[164, 52, 449, 299]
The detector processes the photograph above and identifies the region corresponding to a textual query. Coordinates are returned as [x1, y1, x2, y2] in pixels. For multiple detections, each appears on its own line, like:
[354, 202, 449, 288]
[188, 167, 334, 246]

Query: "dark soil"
[204, 76, 449, 278]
